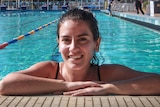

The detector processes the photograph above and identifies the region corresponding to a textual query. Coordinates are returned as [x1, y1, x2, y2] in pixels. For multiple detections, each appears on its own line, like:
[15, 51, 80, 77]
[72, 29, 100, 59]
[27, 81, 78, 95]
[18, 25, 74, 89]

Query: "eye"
[61, 38, 71, 44]
[79, 38, 87, 41]
[78, 37, 88, 44]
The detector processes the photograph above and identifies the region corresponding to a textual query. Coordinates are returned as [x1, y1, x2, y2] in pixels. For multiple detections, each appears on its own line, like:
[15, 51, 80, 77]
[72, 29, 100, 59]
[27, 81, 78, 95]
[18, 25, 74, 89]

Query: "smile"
[68, 55, 83, 59]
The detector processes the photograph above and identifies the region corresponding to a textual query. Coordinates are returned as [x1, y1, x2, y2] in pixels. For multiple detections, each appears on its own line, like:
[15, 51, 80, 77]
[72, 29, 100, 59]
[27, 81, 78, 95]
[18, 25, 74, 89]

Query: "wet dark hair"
[55, 8, 100, 65]
[57, 8, 100, 41]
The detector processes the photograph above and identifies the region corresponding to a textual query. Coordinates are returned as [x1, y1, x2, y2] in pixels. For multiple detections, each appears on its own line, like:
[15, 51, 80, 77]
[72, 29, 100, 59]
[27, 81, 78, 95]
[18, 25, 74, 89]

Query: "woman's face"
[58, 20, 100, 70]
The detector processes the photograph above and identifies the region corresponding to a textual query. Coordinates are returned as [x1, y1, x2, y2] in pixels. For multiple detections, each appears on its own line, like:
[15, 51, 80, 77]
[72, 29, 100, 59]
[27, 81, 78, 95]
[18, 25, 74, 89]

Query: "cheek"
[58, 44, 67, 53]
[85, 43, 95, 57]
[58, 44, 68, 60]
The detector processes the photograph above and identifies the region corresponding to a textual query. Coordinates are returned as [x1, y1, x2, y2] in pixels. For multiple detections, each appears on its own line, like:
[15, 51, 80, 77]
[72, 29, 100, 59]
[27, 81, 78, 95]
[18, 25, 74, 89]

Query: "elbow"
[0, 80, 7, 95]
[0, 73, 20, 95]
[0, 80, 13, 95]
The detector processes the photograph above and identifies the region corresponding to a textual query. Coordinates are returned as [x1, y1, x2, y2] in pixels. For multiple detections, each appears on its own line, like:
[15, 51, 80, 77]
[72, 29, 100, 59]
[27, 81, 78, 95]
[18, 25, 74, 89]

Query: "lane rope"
[1, 14, 60, 33]
[0, 18, 59, 50]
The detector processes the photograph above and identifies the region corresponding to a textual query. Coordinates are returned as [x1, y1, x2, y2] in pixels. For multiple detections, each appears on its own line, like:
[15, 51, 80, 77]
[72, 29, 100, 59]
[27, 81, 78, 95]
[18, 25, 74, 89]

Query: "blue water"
[0, 11, 160, 80]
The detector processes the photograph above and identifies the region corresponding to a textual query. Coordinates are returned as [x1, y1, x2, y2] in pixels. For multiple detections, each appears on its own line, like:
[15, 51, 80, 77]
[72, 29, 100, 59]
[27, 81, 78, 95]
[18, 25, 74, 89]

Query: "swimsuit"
[55, 63, 101, 81]
[55, 63, 59, 79]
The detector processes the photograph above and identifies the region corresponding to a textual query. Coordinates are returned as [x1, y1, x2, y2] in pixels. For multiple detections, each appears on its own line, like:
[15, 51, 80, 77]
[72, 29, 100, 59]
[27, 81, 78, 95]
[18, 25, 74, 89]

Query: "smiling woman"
[0, 8, 160, 96]
[58, 19, 100, 72]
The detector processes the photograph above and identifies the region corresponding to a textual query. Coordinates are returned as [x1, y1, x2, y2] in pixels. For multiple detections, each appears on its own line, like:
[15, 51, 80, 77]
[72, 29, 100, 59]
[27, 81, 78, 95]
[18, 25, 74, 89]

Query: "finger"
[85, 82, 102, 87]
[72, 91, 93, 96]
[63, 90, 79, 95]
[72, 90, 105, 96]
[64, 88, 94, 96]
[64, 91, 89, 96]
[65, 87, 106, 96]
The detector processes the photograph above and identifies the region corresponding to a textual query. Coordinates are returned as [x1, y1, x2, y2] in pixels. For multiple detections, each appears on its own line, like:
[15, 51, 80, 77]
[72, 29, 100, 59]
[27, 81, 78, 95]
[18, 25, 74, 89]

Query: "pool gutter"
[101, 10, 160, 32]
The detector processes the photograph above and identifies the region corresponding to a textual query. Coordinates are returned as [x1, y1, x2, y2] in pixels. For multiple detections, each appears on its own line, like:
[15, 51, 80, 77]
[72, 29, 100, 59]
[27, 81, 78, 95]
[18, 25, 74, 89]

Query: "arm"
[64, 64, 160, 96]
[103, 74, 160, 95]
[0, 61, 101, 95]
[0, 74, 101, 95]
[0, 61, 67, 95]
[0, 73, 67, 95]
[101, 64, 160, 95]
[64, 74, 160, 96]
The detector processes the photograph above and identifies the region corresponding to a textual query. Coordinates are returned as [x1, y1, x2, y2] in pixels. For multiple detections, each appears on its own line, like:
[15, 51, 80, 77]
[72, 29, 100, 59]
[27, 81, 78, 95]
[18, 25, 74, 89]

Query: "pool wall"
[101, 10, 160, 32]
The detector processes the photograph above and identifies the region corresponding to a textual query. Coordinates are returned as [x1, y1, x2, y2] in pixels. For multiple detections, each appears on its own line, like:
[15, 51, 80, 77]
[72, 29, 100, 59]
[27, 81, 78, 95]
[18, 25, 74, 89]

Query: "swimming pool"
[0, 11, 160, 79]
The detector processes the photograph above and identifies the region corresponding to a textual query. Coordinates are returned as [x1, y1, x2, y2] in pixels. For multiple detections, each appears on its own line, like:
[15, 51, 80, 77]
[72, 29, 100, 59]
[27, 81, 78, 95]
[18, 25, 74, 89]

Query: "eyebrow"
[60, 33, 89, 38]
[78, 33, 89, 37]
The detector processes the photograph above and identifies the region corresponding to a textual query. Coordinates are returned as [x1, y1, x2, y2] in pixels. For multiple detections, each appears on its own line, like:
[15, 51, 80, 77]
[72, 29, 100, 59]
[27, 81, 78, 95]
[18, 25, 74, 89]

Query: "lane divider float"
[0, 18, 59, 50]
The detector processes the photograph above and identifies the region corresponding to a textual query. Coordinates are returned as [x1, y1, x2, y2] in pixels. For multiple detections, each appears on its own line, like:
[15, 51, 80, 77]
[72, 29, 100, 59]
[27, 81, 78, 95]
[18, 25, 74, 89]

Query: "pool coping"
[101, 10, 160, 32]
[1, 95, 160, 107]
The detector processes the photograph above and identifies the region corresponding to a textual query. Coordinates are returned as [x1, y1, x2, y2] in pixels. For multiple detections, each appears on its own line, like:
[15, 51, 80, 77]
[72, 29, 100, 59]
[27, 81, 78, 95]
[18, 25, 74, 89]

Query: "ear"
[94, 37, 101, 52]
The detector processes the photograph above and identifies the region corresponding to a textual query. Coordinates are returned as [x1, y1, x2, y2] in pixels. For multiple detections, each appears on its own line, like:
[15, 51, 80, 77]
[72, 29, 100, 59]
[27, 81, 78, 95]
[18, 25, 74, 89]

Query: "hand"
[63, 84, 107, 96]
[65, 81, 102, 91]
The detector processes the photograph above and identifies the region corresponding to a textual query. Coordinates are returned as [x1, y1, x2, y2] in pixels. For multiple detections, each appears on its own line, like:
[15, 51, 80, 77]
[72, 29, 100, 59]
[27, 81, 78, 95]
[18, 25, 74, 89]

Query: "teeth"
[69, 56, 81, 59]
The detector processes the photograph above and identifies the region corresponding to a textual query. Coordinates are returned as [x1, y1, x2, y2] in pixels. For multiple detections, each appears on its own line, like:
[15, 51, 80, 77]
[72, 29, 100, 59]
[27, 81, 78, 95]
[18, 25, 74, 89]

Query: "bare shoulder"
[18, 61, 58, 78]
[99, 64, 149, 82]
[100, 64, 136, 72]
[26, 61, 57, 71]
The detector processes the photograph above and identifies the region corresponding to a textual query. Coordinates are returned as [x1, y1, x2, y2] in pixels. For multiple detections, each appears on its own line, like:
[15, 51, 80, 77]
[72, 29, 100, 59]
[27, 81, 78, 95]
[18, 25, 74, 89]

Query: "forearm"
[0, 73, 67, 95]
[103, 74, 160, 95]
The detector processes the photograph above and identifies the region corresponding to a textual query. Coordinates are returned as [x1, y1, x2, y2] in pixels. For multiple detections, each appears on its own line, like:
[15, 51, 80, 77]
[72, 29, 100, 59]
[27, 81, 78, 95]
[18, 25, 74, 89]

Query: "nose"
[69, 39, 79, 53]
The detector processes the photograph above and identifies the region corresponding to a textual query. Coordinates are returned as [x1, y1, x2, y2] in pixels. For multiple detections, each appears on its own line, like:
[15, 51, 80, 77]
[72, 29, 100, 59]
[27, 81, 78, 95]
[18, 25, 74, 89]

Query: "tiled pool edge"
[101, 10, 160, 32]
[1, 95, 160, 107]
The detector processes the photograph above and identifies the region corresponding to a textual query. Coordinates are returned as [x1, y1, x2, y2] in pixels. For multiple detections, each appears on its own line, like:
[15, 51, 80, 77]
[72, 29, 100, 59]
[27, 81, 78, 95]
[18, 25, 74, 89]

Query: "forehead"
[59, 20, 92, 36]
[60, 19, 89, 28]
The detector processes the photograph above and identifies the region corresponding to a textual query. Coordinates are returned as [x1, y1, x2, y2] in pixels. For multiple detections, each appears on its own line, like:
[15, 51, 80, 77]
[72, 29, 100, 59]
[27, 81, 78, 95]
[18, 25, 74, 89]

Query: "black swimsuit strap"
[55, 63, 101, 80]
[55, 63, 59, 79]
[97, 65, 101, 81]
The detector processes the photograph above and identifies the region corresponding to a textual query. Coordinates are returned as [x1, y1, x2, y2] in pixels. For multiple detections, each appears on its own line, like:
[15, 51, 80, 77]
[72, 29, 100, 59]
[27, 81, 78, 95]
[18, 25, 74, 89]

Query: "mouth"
[68, 55, 83, 59]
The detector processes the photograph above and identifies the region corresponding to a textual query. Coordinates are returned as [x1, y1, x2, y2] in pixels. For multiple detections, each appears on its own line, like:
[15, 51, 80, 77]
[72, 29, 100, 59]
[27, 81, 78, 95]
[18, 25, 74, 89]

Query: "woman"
[0, 8, 160, 96]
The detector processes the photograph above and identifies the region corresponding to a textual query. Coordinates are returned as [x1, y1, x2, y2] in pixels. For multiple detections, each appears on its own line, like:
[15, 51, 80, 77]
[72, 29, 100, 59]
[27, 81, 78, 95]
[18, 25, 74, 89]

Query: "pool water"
[0, 11, 160, 79]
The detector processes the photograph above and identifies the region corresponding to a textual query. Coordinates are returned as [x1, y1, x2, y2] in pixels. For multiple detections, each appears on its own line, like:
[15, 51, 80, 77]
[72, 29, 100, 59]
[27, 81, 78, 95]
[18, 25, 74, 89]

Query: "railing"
[0, 1, 104, 11]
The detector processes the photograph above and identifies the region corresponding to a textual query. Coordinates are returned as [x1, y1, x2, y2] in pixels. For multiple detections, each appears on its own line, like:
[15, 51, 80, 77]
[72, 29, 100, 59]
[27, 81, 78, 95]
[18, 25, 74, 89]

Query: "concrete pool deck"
[101, 10, 160, 32]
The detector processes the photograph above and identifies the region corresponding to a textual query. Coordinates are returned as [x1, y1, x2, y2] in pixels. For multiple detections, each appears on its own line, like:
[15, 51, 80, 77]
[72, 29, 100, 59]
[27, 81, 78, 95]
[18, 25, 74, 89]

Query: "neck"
[61, 63, 91, 81]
